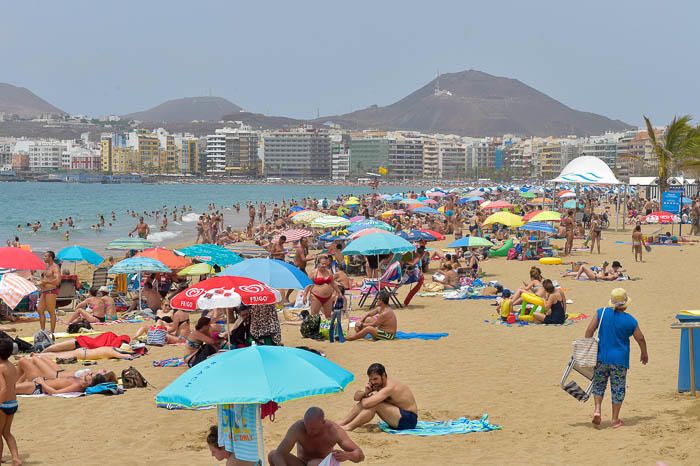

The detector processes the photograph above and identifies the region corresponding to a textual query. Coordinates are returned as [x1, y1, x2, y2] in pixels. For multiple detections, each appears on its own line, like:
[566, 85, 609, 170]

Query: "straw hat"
[608, 288, 630, 309]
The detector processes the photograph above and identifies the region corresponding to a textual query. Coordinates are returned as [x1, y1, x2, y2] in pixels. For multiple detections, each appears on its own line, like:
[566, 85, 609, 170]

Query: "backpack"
[68, 321, 92, 334]
[299, 312, 321, 338]
[121, 366, 148, 388]
[32, 330, 54, 353]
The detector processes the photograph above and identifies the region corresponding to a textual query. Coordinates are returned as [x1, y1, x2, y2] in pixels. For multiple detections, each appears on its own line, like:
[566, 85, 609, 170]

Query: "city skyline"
[2, 0, 699, 125]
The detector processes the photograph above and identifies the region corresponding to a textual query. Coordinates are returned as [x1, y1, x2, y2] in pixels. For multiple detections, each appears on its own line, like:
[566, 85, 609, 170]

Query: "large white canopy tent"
[550, 156, 626, 230]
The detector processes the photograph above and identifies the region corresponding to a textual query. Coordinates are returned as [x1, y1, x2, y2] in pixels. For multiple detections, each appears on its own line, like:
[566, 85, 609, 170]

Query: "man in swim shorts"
[268, 407, 364, 465]
[345, 292, 397, 341]
[37, 250, 61, 335]
[129, 217, 150, 239]
[339, 363, 418, 432]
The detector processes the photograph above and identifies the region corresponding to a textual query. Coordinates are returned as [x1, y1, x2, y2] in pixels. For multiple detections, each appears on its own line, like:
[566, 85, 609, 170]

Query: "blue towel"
[394, 331, 449, 340]
[85, 382, 122, 395]
[379, 414, 501, 436]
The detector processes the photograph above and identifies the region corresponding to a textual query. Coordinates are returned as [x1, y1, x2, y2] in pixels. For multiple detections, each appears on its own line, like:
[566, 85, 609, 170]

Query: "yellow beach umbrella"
[483, 211, 524, 227]
[530, 211, 561, 222]
[177, 262, 215, 277]
[310, 215, 351, 228]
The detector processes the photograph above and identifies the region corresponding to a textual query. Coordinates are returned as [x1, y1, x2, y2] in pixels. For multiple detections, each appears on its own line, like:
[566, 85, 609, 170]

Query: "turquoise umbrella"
[219, 259, 312, 290]
[155, 345, 354, 408]
[107, 237, 154, 250]
[448, 237, 494, 248]
[176, 244, 243, 267]
[343, 232, 415, 256]
[57, 246, 103, 266]
[348, 219, 395, 232]
[108, 257, 170, 274]
[563, 200, 583, 209]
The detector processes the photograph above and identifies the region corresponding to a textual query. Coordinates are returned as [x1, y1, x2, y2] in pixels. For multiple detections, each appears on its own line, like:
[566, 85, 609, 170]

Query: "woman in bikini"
[511, 266, 545, 306]
[184, 317, 222, 364]
[304, 255, 341, 319]
[65, 287, 106, 324]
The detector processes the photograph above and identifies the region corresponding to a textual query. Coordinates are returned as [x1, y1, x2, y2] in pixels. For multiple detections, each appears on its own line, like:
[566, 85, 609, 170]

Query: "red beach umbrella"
[170, 276, 281, 311]
[0, 247, 46, 270]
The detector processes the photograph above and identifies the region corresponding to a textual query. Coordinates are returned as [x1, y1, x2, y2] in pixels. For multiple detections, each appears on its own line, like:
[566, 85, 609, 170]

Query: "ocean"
[0, 181, 417, 253]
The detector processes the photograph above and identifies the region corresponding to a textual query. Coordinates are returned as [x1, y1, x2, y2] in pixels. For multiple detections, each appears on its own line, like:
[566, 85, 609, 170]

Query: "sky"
[2, 0, 698, 127]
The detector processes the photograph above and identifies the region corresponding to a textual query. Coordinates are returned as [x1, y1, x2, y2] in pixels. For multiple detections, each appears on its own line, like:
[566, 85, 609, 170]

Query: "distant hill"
[318, 70, 632, 136]
[124, 96, 243, 123]
[0, 83, 66, 117]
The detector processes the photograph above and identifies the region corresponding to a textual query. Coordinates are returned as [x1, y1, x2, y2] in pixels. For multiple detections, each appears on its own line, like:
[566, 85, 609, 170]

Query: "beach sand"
[7, 227, 700, 465]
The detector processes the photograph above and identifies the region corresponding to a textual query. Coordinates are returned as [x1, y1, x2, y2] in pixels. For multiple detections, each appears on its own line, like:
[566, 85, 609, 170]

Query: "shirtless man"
[270, 235, 287, 261]
[268, 407, 364, 466]
[346, 292, 397, 341]
[129, 217, 150, 239]
[339, 363, 418, 432]
[37, 251, 61, 335]
[562, 210, 575, 255]
[294, 237, 312, 275]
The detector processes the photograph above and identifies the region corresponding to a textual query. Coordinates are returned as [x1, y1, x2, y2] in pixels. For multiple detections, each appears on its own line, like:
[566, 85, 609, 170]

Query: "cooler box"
[677, 313, 700, 393]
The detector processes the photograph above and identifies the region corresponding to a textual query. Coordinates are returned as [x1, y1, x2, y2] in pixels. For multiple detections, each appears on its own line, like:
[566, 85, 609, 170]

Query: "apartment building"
[331, 133, 350, 180]
[262, 127, 331, 179]
[388, 132, 423, 179]
[205, 126, 260, 176]
[349, 132, 389, 178]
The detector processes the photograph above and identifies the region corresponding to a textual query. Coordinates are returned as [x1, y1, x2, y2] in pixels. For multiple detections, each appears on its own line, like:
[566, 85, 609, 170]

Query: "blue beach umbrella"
[343, 232, 415, 256]
[413, 206, 441, 215]
[289, 206, 305, 212]
[520, 222, 557, 234]
[177, 244, 243, 267]
[318, 231, 350, 241]
[219, 258, 312, 290]
[348, 219, 395, 232]
[57, 246, 103, 266]
[397, 230, 437, 242]
[448, 237, 494, 248]
[563, 200, 583, 209]
[155, 345, 354, 408]
[108, 257, 170, 274]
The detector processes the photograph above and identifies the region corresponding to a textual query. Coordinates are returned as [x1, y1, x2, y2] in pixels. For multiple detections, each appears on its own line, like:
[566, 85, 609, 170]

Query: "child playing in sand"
[0, 339, 21, 465]
[499, 290, 512, 322]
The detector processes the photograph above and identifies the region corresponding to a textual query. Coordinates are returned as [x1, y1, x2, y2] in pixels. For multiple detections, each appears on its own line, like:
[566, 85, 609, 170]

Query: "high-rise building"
[175, 135, 200, 175]
[422, 137, 439, 179]
[349, 132, 389, 178]
[580, 137, 618, 168]
[0, 138, 14, 168]
[205, 127, 260, 176]
[539, 142, 563, 179]
[388, 132, 423, 179]
[262, 127, 331, 179]
[438, 142, 467, 179]
[331, 133, 350, 180]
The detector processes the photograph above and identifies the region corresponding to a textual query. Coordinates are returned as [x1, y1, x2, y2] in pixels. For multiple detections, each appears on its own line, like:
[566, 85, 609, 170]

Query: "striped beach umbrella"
[0, 273, 38, 309]
[274, 229, 313, 242]
[107, 237, 154, 251]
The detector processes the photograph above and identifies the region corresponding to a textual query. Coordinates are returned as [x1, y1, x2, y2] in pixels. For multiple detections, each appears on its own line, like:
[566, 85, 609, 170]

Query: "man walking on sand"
[339, 363, 418, 431]
[268, 407, 364, 466]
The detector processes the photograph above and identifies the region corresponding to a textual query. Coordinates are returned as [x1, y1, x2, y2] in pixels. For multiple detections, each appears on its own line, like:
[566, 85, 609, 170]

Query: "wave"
[148, 230, 183, 243]
[181, 213, 200, 223]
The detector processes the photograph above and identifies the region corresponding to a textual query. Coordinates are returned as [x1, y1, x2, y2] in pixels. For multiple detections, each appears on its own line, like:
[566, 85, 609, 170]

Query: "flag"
[378, 166, 388, 176]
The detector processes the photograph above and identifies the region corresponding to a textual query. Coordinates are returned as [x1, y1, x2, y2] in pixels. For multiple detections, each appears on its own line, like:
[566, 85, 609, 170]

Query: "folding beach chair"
[55, 279, 78, 311]
[560, 357, 595, 402]
[357, 261, 403, 309]
[91, 267, 109, 289]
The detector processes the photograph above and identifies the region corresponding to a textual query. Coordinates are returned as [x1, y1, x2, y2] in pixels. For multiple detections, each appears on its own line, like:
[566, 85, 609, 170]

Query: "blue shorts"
[397, 408, 418, 430]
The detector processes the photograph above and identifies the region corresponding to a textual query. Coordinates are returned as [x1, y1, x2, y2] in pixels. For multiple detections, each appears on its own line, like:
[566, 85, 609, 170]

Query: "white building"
[13, 140, 68, 172]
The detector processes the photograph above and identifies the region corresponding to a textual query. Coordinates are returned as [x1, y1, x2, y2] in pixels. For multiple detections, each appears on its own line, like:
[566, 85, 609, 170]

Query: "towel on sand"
[395, 331, 449, 340]
[18, 392, 84, 399]
[153, 357, 186, 367]
[379, 414, 501, 436]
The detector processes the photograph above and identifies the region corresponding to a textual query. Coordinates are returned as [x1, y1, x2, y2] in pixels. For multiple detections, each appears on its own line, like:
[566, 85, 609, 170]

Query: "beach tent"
[550, 156, 621, 185]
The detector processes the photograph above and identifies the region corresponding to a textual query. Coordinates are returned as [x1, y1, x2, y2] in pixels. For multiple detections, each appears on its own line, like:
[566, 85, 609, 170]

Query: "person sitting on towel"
[339, 363, 418, 432]
[268, 407, 365, 466]
[345, 292, 397, 342]
[432, 263, 459, 289]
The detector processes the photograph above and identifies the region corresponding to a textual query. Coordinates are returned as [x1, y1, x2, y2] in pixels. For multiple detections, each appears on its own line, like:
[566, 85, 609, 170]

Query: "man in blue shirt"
[584, 288, 648, 428]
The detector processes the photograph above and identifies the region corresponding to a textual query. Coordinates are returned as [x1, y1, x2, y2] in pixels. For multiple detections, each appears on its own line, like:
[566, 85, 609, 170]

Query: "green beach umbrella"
[107, 237, 154, 251]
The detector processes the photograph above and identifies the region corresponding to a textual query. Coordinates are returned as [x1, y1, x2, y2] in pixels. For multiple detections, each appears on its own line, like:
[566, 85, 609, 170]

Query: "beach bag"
[507, 248, 518, 260]
[300, 312, 321, 338]
[32, 329, 54, 353]
[121, 366, 148, 388]
[146, 326, 167, 346]
[318, 318, 331, 339]
[68, 321, 92, 334]
[571, 308, 607, 368]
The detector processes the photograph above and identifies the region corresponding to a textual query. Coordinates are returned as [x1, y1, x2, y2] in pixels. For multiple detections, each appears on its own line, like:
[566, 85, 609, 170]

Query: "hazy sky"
[2, 0, 698, 126]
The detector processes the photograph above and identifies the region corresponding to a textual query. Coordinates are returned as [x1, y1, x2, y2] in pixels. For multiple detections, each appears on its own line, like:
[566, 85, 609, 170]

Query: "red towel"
[76, 332, 131, 349]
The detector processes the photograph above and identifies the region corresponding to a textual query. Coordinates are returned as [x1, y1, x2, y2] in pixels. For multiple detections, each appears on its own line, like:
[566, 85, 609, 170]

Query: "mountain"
[0, 83, 66, 117]
[124, 96, 243, 123]
[320, 70, 632, 136]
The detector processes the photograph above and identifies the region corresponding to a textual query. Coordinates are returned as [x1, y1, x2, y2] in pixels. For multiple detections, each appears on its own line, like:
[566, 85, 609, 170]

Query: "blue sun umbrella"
[520, 222, 557, 234]
[682, 197, 693, 205]
[289, 206, 305, 212]
[343, 232, 415, 256]
[348, 219, 395, 232]
[397, 230, 437, 242]
[413, 206, 441, 215]
[318, 231, 350, 241]
[176, 244, 243, 267]
[155, 345, 354, 408]
[57, 246, 103, 266]
[563, 200, 583, 209]
[219, 258, 312, 290]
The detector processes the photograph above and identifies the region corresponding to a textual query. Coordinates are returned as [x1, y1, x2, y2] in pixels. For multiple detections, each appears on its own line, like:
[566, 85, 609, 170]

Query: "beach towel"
[18, 392, 84, 399]
[378, 414, 501, 436]
[91, 318, 144, 326]
[152, 357, 186, 367]
[75, 332, 130, 349]
[218, 404, 262, 462]
[394, 331, 449, 341]
[19, 330, 104, 343]
[0, 273, 37, 309]
[85, 382, 123, 395]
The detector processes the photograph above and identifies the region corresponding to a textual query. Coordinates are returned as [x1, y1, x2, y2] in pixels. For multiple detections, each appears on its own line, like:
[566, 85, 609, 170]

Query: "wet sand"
[7, 227, 700, 465]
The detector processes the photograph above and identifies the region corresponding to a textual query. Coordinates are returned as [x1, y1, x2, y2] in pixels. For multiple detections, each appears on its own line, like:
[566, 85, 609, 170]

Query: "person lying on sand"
[268, 407, 364, 466]
[16, 355, 114, 383]
[562, 261, 624, 281]
[345, 292, 397, 342]
[44, 345, 137, 362]
[15, 369, 115, 395]
[339, 363, 418, 432]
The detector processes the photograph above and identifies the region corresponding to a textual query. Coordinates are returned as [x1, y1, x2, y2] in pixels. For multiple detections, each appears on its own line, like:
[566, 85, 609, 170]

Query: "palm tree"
[644, 115, 700, 194]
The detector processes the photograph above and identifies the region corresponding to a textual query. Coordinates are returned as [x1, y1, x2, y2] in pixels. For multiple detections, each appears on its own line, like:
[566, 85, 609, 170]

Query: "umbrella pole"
[226, 307, 231, 349]
[138, 271, 142, 311]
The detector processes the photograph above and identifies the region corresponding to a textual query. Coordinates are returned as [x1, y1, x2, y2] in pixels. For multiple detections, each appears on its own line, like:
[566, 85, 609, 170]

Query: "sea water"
[0, 182, 415, 253]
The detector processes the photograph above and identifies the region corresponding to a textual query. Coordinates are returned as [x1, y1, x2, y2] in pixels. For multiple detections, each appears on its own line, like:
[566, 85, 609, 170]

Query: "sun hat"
[608, 288, 630, 309]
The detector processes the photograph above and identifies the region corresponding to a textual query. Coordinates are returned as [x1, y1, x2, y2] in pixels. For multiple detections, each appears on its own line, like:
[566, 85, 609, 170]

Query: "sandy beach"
[4, 226, 699, 466]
